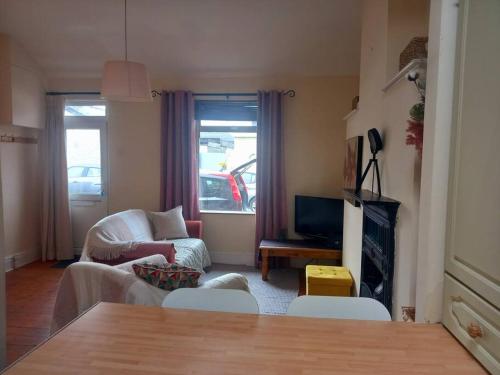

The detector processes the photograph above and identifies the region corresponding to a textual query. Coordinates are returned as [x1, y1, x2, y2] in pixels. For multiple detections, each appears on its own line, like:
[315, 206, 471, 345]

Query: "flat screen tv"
[295, 195, 344, 247]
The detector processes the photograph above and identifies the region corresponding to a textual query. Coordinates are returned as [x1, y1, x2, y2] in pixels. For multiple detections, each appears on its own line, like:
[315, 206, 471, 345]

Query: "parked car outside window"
[198, 116, 257, 213]
[67, 165, 101, 195]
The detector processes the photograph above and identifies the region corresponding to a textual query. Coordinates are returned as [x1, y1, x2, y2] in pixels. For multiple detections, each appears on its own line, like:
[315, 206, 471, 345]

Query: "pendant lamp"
[101, 0, 152, 102]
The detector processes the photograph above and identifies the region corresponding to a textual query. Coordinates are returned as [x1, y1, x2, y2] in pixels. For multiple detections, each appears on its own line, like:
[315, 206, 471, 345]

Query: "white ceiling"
[0, 0, 361, 79]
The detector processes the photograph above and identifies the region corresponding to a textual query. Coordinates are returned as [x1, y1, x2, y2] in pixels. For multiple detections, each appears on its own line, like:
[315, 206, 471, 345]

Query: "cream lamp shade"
[101, 60, 152, 102]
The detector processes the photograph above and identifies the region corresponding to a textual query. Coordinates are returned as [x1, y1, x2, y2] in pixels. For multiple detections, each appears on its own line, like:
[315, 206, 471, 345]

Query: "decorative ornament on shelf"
[405, 69, 426, 157]
[399, 37, 428, 70]
[351, 95, 360, 110]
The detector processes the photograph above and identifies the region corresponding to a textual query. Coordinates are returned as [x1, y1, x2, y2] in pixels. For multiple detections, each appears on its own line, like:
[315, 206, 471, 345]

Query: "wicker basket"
[399, 37, 428, 70]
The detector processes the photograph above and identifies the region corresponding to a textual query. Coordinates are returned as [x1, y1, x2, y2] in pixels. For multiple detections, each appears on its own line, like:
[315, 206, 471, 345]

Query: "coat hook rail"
[0, 135, 38, 144]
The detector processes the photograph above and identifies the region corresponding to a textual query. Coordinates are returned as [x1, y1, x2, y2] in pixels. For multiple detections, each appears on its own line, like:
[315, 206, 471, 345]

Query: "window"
[64, 101, 106, 199]
[68, 166, 85, 179]
[64, 104, 106, 117]
[66, 129, 102, 196]
[196, 100, 257, 213]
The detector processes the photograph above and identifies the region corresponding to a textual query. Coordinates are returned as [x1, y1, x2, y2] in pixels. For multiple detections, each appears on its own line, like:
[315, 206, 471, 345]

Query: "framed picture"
[344, 136, 363, 206]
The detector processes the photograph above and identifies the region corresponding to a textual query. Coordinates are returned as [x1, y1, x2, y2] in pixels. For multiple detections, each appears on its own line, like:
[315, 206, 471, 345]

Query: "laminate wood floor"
[5, 262, 304, 365]
[5, 261, 64, 365]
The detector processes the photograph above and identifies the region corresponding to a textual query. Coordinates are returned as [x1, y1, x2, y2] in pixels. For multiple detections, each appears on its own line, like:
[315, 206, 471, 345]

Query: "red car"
[199, 159, 255, 212]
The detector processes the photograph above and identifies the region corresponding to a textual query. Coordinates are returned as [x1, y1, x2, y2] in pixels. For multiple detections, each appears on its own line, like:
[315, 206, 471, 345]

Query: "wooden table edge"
[2, 303, 488, 375]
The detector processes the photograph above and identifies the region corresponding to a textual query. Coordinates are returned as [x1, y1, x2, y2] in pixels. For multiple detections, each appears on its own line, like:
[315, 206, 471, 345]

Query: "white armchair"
[51, 255, 249, 333]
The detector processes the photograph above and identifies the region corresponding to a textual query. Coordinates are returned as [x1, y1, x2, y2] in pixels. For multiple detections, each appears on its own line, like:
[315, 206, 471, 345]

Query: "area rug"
[200, 263, 299, 315]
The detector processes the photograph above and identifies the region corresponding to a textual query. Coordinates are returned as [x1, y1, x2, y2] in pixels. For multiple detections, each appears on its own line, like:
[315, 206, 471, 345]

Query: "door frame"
[414, 0, 460, 323]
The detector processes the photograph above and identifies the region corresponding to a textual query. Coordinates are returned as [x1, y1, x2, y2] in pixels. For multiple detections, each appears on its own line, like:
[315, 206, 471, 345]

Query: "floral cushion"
[132, 262, 201, 291]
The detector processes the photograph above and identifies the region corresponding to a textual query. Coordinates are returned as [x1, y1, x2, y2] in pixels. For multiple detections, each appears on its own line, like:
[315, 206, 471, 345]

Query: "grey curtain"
[255, 90, 288, 267]
[40, 96, 73, 261]
[160, 91, 200, 220]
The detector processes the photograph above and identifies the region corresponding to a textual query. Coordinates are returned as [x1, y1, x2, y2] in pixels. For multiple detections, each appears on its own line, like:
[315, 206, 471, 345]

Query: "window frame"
[197, 117, 257, 215]
[64, 100, 108, 202]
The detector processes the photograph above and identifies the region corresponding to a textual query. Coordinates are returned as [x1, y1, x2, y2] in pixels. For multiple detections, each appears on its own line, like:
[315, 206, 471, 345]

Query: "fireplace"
[344, 189, 400, 316]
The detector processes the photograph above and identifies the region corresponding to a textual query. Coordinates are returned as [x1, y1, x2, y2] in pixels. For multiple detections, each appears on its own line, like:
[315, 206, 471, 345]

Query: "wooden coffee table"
[259, 239, 342, 281]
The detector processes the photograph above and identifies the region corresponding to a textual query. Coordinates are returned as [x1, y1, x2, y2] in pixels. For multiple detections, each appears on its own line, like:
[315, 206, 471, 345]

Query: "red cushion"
[133, 242, 176, 263]
[92, 242, 176, 265]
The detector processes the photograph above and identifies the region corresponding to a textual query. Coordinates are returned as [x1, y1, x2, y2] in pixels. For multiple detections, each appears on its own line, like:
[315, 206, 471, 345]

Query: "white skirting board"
[4, 250, 40, 272]
[209, 251, 255, 267]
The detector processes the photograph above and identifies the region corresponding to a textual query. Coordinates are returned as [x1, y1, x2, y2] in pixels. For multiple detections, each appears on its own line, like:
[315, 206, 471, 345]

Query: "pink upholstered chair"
[185, 220, 203, 239]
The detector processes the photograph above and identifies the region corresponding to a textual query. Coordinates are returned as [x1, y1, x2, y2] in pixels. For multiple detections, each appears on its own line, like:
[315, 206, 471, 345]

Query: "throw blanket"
[51, 255, 250, 334]
[80, 210, 157, 261]
[51, 255, 169, 333]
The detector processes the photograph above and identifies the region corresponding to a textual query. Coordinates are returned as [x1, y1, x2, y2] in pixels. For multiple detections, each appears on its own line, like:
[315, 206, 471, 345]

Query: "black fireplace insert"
[344, 189, 400, 316]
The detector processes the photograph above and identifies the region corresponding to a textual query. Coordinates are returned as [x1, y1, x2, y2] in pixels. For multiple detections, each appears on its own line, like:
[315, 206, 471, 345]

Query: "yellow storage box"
[306, 265, 353, 296]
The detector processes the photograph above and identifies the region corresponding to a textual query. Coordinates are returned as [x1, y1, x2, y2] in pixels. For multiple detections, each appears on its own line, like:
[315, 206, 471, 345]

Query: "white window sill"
[69, 194, 104, 202]
[200, 210, 255, 216]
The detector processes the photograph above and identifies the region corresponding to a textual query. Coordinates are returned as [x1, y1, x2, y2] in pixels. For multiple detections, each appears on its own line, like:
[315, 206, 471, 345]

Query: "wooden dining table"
[2, 302, 487, 374]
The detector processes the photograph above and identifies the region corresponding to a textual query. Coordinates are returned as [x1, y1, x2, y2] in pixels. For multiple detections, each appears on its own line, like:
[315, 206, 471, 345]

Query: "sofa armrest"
[95, 243, 175, 266]
[185, 220, 203, 239]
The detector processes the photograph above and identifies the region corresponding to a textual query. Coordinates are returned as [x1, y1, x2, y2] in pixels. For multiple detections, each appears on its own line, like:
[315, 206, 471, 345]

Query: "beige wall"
[343, 0, 429, 320]
[0, 125, 41, 269]
[0, 36, 45, 269]
[201, 212, 256, 266]
[387, 0, 430, 78]
[107, 100, 161, 213]
[50, 74, 358, 263]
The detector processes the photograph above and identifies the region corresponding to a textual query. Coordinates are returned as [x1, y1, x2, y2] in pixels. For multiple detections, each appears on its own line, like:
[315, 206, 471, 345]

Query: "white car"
[67, 165, 102, 195]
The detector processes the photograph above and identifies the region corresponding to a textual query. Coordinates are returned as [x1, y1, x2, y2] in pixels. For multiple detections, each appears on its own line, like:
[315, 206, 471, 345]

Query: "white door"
[442, 1, 500, 373]
[444, 0, 500, 307]
[64, 101, 108, 253]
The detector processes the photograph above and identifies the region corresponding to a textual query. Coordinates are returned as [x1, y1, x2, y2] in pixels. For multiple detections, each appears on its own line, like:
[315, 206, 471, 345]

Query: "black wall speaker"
[367, 128, 383, 155]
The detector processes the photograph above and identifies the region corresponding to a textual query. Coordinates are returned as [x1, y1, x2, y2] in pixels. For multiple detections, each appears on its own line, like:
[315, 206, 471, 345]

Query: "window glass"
[67, 166, 84, 178]
[201, 120, 255, 127]
[199, 118, 257, 213]
[87, 167, 101, 177]
[64, 105, 106, 117]
[66, 129, 102, 195]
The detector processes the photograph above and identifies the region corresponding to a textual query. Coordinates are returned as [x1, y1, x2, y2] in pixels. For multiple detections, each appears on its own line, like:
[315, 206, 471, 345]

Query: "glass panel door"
[64, 101, 108, 253]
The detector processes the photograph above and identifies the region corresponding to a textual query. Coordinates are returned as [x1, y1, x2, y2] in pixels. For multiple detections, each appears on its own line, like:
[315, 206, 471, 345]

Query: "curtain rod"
[46, 90, 296, 98]
[46, 91, 100, 96]
[151, 90, 296, 98]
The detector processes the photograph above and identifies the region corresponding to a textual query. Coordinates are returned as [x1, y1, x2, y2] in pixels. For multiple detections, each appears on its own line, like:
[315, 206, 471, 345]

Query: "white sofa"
[80, 209, 211, 271]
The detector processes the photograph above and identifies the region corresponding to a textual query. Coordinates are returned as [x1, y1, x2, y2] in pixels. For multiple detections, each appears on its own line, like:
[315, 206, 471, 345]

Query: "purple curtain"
[255, 91, 288, 267]
[160, 91, 200, 220]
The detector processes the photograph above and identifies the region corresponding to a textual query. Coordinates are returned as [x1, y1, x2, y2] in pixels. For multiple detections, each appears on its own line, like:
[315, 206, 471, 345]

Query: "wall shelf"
[343, 108, 358, 121]
[382, 58, 427, 93]
[343, 189, 400, 223]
